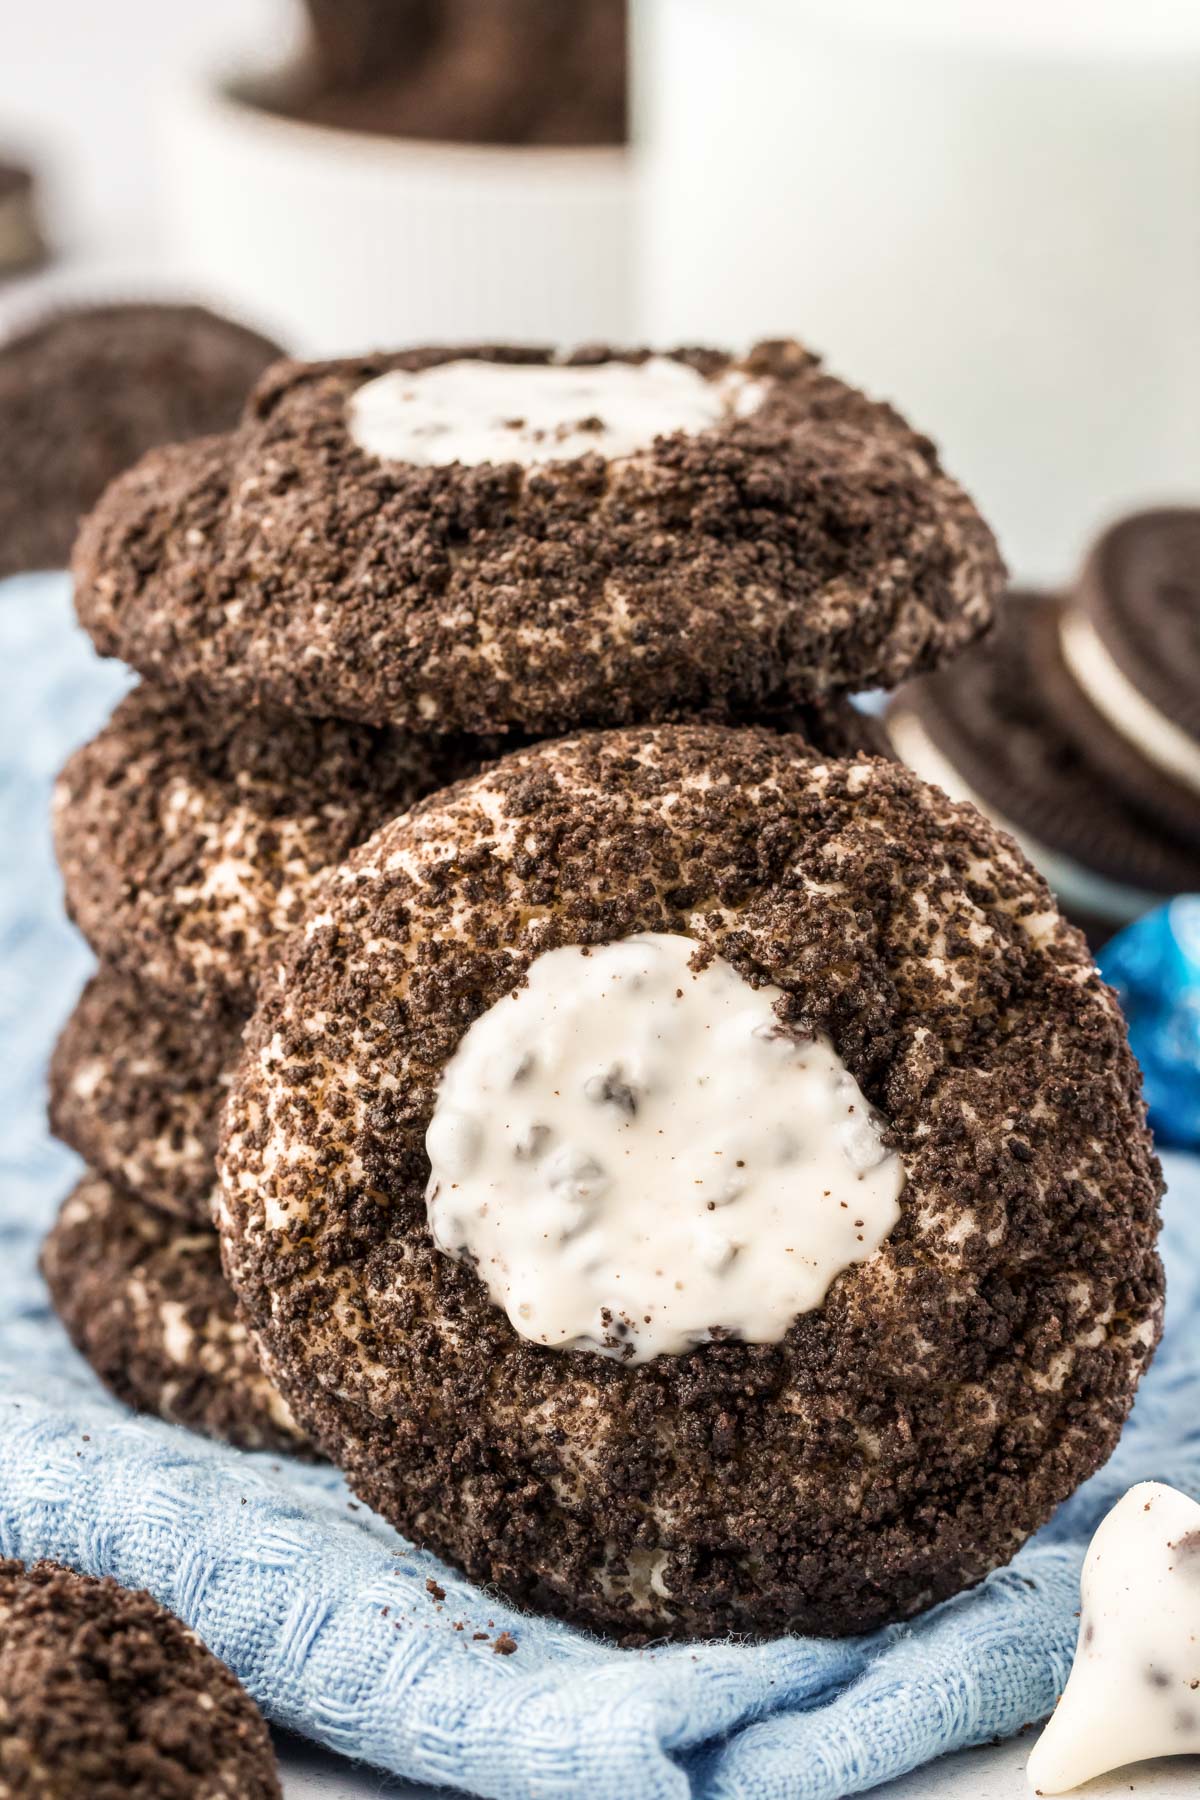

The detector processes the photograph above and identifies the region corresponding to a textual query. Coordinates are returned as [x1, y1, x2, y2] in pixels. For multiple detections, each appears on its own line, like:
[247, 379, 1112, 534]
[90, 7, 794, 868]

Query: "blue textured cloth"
[3, 575, 1200, 1800]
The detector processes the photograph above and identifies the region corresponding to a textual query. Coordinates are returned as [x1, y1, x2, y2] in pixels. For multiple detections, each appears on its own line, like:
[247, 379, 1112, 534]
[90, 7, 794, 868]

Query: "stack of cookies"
[43, 343, 1164, 1645]
[887, 509, 1200, 945]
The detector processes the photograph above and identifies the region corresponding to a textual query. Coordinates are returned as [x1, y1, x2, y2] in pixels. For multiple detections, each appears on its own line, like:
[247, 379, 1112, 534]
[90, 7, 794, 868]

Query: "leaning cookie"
[52, 683, 489, 1016]
[0, 1558, 280, 1799]
[218, 724, 1162, 1643]
[0, 301, 281, 578]
[74, 340, 1003, 734]
[41, 1173, 313, 1458]
[49, 969, 239, 1224]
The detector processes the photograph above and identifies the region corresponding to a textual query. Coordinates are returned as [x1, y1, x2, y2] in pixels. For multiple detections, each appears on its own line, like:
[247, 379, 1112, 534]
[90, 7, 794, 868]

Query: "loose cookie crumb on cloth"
[0, 302, 282, 578]
[49, 969, 240, 1225]
[41, 1172, 313, 1458]
[217, 722, 1162, 1643]
[0, 1558, 281, 1799]
[73, 339, 1004, 734]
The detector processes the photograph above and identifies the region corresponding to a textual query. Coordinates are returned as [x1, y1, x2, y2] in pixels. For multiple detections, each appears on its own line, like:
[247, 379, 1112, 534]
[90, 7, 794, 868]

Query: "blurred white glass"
[634, 0, 1200, 581]
[161, 66, 633, 358]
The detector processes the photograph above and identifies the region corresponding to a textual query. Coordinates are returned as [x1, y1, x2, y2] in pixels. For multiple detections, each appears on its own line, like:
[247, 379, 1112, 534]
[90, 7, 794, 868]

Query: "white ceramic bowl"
[159, 66, 634, 357]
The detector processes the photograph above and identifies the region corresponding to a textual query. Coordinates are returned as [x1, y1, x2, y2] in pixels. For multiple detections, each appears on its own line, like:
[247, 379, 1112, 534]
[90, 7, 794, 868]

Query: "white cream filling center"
[424, 932, 904, 1362]
[348, 356, 763, 469]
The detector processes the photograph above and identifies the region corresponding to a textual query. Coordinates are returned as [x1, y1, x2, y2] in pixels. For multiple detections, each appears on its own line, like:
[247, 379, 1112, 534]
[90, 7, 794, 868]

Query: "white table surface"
[275, 1726, 1199, 1798]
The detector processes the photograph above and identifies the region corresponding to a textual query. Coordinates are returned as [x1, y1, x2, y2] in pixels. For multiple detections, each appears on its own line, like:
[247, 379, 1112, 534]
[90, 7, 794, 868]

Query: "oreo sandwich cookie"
[52, 682, 489, 1017]
[73, 339, 1003, 734]
[887, 592, 1200, 943]
[0, 1558, 280, 1799]
[0, 301, 282, 577]
[51, 682, 887, 1018]
[0, 158, 45, 278]
[217, 722, 1161, 1643]
[1046, 509, 1200, 851]
[41, 1172, 313, 1458]
[49, 969, 239, 1225]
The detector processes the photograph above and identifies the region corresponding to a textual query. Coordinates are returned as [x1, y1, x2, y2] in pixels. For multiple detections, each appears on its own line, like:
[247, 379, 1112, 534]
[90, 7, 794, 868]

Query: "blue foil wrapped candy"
[1098, 898, 1200, 1149]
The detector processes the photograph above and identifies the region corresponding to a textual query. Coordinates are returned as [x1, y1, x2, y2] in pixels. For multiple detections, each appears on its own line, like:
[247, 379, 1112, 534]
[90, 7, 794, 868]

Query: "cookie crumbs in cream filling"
[348, 356, 764, 469]
[425, 932, 904, 1362]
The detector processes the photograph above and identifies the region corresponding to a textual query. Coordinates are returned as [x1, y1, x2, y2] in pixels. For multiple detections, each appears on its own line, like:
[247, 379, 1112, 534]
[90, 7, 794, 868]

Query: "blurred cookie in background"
[0, 301, 282, 577]
[1047, 509, 1200, 853]
[41, 1172, 313, 1458]
[0, 1558, 281, 1800]
[0, 157, 45, 279]
[295, 0, 627, 146]
[887, 583, 1200, 948]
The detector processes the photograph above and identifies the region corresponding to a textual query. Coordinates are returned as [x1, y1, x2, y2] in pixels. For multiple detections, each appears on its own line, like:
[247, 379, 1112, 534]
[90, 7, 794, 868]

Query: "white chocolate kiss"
[348, 356, 763, 468]
[1027, 1481, 1200, 1793]
[424, 933, 905, 1363]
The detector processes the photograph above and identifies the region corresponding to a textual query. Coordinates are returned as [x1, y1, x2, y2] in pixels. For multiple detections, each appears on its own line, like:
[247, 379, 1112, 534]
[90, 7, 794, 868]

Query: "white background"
[0, 0, 293, 256]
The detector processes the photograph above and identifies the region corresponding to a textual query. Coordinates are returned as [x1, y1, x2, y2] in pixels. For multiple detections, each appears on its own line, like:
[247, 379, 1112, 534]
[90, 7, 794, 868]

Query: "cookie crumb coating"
[0, 1558, 280, 1799]
[49, 970, 239, 1224]
[74, 340, 1003, 734]
[41, 1173, 313, 1459]
[218, 723, 1162, 1642]
[52, 683, 490, 1016]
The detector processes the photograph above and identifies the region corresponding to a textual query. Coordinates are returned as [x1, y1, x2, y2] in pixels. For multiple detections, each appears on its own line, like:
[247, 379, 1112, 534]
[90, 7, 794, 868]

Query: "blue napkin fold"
[3, 576, 1199, 1800]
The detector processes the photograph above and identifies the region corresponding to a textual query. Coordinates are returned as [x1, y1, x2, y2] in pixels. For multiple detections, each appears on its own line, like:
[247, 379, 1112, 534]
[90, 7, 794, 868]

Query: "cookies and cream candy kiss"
[425, 932, 905, 1360]
[348, 355, 764, 468]
[1027, 1481, 1200, 1794]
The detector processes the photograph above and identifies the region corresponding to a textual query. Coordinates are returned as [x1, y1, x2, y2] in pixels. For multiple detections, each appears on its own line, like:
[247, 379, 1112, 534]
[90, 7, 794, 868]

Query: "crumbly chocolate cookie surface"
[1046, 510, 1200, 846]
[49, 970, 239, 1224]
[0, 302, 281, 578]
[74, 340, 1002, 734]
[41, 1173, 312, 1457]
[0, 1558, 280, 1800]
[218, 724, 1162, 1642]
[52, 683, 487, 1015]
